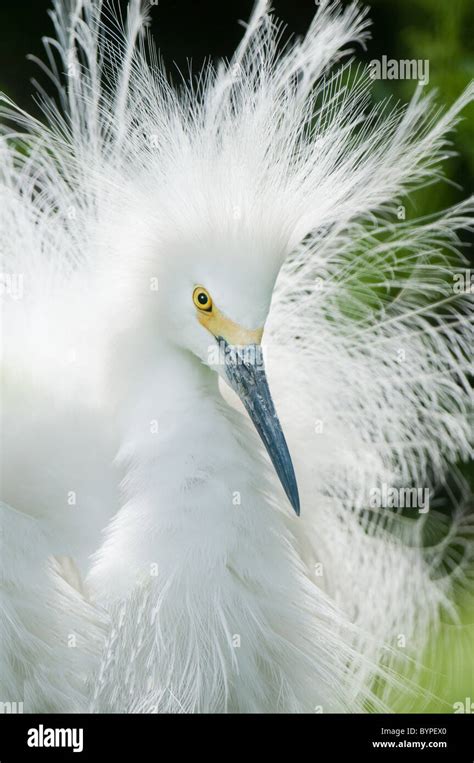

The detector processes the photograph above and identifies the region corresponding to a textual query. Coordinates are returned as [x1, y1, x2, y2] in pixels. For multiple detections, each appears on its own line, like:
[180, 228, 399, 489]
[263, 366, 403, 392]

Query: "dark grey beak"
[219, 339, 300, 516]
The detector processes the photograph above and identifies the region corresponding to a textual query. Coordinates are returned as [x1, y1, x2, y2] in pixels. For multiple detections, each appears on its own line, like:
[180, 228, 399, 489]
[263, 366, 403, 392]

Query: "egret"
[0, 0, 473, 713]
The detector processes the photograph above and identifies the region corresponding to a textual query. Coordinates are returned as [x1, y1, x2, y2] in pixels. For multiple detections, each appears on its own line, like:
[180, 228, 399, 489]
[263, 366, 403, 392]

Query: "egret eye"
[193, 286, 213, 312]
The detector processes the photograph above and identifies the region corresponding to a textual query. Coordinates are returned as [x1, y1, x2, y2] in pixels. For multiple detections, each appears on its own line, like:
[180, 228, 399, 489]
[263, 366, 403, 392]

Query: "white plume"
[0, 0, 472, 713]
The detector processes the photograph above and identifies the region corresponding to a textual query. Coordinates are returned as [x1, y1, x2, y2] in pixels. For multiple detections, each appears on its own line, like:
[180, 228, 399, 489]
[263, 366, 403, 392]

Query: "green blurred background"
[0, 0, 472, 229]
[0, 0, 472, 711]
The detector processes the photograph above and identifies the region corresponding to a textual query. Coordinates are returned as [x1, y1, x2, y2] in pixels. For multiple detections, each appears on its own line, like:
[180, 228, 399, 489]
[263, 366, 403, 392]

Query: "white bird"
[0, 0, 473, 713]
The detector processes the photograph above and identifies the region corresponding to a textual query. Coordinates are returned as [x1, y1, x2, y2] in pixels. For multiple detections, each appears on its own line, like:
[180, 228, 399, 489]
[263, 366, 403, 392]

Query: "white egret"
[0, 0, 473, 713]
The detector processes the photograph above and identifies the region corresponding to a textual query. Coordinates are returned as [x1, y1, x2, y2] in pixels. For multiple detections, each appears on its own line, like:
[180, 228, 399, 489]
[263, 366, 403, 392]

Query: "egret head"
[145, 213, 300, 515]
[104, 109, 303, 514]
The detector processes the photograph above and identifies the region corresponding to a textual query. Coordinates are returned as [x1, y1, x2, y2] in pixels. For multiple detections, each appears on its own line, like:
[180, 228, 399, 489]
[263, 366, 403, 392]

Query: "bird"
[0, 0, 473, 714]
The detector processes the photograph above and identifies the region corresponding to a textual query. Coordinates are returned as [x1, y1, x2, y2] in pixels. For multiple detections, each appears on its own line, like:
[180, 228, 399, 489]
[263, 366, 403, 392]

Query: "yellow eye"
[193, 286, 213, 312]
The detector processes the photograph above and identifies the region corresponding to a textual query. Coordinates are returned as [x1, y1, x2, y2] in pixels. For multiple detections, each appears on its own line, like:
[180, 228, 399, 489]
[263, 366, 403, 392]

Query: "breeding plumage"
[0, 0, 472, 713]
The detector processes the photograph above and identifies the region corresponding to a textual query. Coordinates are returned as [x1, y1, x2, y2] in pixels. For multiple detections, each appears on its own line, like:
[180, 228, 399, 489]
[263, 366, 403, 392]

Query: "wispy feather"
[0, 0, 472, 713]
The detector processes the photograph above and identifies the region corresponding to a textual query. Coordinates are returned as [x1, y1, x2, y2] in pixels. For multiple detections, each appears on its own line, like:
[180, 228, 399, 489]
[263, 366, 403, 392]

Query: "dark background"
[1, 0, 473, 206]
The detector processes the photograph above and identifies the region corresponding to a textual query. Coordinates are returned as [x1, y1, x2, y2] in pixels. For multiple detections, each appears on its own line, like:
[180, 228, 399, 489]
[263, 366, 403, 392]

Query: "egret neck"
[89, 336, 291, 602]
[87, 338, 340, 712]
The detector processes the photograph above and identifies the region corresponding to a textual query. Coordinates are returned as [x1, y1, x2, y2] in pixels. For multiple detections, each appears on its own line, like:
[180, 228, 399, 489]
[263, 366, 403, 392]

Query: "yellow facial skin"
[193, 286, 263, 345]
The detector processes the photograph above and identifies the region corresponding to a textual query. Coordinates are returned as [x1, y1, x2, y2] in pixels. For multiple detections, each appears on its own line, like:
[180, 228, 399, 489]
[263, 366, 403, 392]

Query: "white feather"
[0, 0, 472, 712]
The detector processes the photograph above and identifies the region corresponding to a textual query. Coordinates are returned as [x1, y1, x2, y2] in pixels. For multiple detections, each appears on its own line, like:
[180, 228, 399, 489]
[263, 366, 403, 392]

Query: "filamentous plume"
[0, 0, 472, 712]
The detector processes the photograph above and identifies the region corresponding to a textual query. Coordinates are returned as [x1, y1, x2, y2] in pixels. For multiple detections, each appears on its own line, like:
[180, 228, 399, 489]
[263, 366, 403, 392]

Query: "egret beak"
[219, 339, 300, 516]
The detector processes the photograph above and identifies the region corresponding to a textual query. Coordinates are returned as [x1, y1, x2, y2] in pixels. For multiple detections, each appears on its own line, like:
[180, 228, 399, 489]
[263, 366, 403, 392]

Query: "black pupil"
[198, 293, 208, 305]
